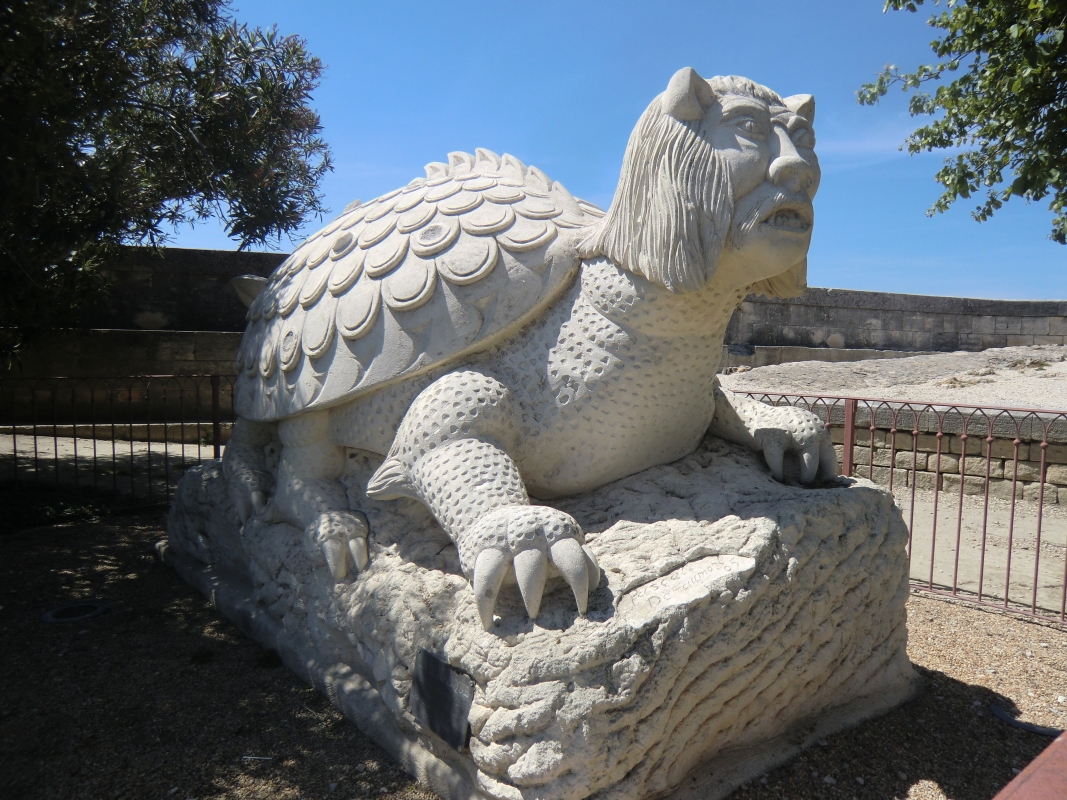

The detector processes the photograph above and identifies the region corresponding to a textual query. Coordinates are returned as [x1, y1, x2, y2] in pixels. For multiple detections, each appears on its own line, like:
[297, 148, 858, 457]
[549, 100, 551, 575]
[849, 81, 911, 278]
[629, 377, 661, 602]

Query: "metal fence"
[3, 375, 1066, 626]
[744, 392, 1067, 627]
[1, 375, 236, 505]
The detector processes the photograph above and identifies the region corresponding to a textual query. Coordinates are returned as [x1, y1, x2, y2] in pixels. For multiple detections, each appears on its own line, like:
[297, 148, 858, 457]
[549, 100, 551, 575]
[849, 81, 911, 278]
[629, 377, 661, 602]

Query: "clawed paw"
[754, 406, 837, 484]
[466, 505, 600, 630]
[307, 510, 370, 581]
[228, 470, 273, 523]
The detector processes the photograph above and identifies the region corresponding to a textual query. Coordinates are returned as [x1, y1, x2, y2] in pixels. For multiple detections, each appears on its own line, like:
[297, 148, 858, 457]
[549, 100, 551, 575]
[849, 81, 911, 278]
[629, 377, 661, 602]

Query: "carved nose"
[769, 127, 815, 195]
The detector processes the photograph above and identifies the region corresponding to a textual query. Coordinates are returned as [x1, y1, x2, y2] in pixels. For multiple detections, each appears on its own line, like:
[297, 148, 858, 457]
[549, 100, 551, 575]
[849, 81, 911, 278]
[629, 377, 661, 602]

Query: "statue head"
[582, 67, 819, 297]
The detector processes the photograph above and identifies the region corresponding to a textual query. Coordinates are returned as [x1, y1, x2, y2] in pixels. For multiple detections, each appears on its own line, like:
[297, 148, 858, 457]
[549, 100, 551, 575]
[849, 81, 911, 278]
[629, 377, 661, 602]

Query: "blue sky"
[174, 0, 1066, 300]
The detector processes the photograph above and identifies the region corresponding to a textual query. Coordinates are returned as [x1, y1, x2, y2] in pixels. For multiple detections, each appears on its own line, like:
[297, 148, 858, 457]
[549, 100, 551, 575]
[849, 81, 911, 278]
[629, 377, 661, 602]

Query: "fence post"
[841, 398, 857, 478]
[210, 375, 222, 460]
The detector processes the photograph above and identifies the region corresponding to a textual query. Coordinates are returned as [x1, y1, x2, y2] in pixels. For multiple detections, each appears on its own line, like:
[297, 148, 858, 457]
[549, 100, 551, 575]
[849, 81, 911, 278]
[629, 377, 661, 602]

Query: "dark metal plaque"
[408, 649, 475, 751]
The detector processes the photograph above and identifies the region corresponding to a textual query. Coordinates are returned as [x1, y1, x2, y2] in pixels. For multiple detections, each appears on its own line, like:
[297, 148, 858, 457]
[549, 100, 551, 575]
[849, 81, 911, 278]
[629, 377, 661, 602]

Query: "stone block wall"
[7, 330, 242, 379]
[830, 427, 1067, 505]
[727, 288, 1067, 352]
[75, 247, 285, 331]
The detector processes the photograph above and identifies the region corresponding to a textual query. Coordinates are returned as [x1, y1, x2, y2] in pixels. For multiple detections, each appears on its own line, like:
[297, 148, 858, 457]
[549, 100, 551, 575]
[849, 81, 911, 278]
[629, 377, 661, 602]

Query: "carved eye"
[792, 127, 816, 149]
[735, 117, 766, 140]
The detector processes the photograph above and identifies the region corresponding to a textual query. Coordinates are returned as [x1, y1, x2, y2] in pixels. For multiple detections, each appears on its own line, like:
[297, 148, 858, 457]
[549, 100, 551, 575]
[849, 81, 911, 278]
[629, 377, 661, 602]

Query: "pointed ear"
[663, 67, 714, 122]
[783, 94, 815, 122]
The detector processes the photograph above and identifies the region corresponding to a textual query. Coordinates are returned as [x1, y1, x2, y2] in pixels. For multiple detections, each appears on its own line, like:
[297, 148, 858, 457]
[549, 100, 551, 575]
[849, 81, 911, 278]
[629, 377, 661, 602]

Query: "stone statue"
[166, 68, 917, 800]
[225, 67, 834, 630]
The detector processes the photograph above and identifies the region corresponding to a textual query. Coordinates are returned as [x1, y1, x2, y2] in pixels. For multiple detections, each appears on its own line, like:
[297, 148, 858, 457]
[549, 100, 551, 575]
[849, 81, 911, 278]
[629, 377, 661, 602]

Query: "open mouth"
[760, 205, 812, 233]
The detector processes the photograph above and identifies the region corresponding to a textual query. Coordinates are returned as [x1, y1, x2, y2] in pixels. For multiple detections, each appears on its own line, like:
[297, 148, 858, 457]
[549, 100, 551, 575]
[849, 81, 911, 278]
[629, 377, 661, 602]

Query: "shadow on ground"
[0, 516, 434, 800]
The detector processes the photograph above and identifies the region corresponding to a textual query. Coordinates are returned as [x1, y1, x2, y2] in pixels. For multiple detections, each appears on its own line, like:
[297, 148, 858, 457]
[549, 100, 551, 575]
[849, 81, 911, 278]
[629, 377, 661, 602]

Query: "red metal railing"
[0, 375, 237, 506]
[744, 392, 1067, 627]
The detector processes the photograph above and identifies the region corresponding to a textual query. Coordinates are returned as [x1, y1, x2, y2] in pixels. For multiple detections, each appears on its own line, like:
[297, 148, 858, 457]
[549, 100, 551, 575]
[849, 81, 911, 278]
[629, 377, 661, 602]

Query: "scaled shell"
[235, 149, 603, 421]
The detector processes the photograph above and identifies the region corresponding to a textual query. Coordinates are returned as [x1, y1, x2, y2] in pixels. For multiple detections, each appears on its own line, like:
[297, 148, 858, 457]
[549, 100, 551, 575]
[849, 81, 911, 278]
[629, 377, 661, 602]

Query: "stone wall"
[76, 247, 285, 332]
[727, 288, 1067, 352]
[7, 330, 241, 378]
[830, 426, 1067, 505]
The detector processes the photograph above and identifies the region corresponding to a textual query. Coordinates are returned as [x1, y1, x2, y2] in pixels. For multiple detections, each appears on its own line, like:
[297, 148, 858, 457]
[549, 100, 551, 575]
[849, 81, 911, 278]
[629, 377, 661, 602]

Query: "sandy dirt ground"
[720, 345, 1067, 410]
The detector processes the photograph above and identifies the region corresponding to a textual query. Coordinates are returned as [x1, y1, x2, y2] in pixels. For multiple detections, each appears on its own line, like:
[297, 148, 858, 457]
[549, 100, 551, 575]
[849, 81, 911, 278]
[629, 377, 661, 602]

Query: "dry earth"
[720, 345, 1067, 410]
[2, 515, 1065, 800]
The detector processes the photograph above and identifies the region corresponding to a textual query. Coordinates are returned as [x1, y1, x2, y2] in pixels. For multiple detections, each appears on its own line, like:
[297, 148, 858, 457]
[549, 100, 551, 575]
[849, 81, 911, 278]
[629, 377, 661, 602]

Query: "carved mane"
[581, 75, 807, 299]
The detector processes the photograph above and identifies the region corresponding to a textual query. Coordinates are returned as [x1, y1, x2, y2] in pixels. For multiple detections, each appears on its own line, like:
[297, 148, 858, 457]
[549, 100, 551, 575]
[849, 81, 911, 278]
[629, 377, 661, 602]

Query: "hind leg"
[271, 411, 369, 581]
[364, 370, 599, 630]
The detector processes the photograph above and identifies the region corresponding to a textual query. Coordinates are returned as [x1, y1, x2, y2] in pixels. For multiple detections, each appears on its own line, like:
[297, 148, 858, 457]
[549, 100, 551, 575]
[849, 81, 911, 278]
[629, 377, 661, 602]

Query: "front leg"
[709, 380, 836, 483]
[365, 370, 600, 630]
[271, 411, 369, 581]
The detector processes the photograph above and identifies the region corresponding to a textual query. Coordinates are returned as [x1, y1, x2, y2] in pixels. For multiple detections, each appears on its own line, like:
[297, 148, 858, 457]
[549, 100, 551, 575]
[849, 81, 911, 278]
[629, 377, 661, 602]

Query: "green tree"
[859, 0, 1067, 243]
[0, 0, 332, 358]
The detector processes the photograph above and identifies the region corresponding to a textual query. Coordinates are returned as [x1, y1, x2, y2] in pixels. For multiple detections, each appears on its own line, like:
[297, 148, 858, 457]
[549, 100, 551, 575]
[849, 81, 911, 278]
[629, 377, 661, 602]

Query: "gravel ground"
[3, 515, 1065, 800]
[720, 344, 1067, 410]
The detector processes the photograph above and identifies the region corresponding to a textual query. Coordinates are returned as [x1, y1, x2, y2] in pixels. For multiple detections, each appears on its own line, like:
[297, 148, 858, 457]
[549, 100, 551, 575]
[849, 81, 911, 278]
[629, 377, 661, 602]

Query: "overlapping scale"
[424, 181, 461, 202]
[306, 237, 333, 269]
[358, 216, 396, 248]
[259, 318, 280, 378]
[320, 214, 348, 237]
[364, 195, 399, 222]
[261, 291, 278, 321]
[301, 294, 336, 359]
[397, 204, 436, 234]
[287, 251, 308, 276]
[336, 277, 381, 340]
[299, 261, 332, 308]
[277, 272, 307, 317]
[460, 203, 514, 235]
[341, 205, 369, 229]
[409, 216, 460, 257]
[278, 312, 304, 373]
[237, 328, 257, 376]
[437, 235, 499, 286]
[498, 216, 557, 252]
[514, 196, 561, 219]
[330, 231, 359, 260]
[438, 191, 482, 216]
[237, 148, 594, 421]
[484, 185, 524, 204]
[393, 187, 428, 212]
[461, 175, 496, 191]
[328, 249, 365, 295]
[382, 255, 436, 311]
[364, 231, 409, 277]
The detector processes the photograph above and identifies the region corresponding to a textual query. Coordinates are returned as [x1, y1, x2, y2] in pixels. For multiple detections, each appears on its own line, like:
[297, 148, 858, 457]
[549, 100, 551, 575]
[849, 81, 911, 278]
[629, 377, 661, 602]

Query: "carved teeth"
[763, 206, 811, 232]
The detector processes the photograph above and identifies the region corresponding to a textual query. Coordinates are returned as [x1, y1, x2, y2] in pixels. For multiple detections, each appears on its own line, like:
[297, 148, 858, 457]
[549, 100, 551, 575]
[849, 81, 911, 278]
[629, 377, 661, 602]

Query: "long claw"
[582, 545, 601, 591]
[763, 442, 785, 481]
[251, 490, 267, 514]
[473, 549, 509, 630]
[550, 539, 589, 615]
[819, 439, 838, 479]
[322, 538, 349, 581]
[800, 444, 819, 484]
[348, 537, 369, 572]
[514, 548, 548, 619]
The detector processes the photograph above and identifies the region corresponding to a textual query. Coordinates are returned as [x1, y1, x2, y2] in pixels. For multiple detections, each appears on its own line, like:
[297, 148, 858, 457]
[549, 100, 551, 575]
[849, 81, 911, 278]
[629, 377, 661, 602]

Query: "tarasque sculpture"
[165, 68, 919, 800]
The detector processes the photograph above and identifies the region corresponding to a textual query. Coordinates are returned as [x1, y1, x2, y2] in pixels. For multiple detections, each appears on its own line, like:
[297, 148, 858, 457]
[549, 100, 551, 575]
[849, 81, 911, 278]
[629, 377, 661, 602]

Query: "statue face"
[708, 93, 820, 285]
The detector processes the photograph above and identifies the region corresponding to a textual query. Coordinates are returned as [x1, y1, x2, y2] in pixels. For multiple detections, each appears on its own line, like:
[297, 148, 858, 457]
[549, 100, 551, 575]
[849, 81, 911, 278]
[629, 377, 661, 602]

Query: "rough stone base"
[163, 437, 921, 800]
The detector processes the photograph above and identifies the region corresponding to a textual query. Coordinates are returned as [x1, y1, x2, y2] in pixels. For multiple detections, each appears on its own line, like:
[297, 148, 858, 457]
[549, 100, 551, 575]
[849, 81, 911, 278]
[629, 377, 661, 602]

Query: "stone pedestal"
[163, 437, 919, 800]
